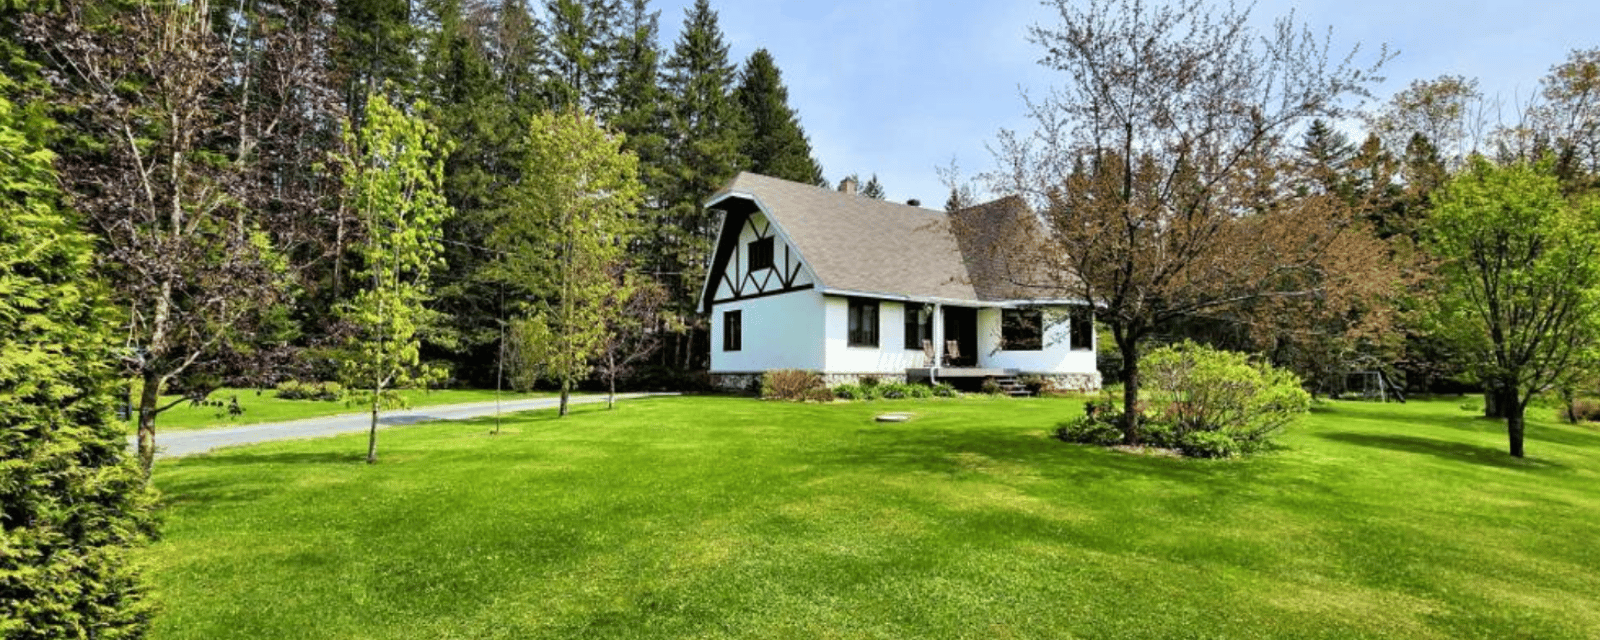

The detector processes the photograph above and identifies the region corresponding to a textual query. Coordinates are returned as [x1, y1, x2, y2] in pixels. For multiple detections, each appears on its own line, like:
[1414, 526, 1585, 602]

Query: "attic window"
[748, 237, 774, 271]
[1002, 308, 1044, 351]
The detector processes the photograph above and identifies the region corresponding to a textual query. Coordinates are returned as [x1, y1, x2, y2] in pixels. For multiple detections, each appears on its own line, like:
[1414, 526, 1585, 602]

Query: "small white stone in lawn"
[875, 413, 913, 423]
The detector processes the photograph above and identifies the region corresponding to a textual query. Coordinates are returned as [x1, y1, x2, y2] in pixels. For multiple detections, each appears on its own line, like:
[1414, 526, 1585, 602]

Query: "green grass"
[129, 387, 562, 432]
[140, 397, 1600, 639]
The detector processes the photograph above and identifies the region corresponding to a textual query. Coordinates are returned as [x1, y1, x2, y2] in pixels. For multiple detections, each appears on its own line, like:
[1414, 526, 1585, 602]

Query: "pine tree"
[656, 0, 745, 367]
[734, 48, 823, 184]
[544, 0, 622, 113]
[861, 173, 885, 199]
[0, 72, 156, 640]
[334, 0, 417, 128]
[611, 0, 668, 195]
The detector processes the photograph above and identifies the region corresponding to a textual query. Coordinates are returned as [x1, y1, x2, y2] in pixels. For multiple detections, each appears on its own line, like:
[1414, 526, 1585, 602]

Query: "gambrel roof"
[700, 172, 1067, 312]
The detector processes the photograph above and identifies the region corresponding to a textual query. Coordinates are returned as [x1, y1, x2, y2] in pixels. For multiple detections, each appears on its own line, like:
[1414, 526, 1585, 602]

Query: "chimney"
[907, 198, 921, 207]
[838, 176, 858, 195]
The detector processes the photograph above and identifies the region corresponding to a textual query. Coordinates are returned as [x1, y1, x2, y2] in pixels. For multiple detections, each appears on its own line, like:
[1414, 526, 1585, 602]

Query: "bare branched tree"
[983, 0, 1393, 443]
[25, 0, 292, 475]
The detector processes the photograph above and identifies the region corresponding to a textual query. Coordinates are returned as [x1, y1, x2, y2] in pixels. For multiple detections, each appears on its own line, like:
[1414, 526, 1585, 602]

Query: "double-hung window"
[847, 298, 879, 347]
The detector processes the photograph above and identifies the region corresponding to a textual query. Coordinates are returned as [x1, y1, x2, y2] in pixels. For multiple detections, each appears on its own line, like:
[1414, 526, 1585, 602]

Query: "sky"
[646, 0, 1600, 206]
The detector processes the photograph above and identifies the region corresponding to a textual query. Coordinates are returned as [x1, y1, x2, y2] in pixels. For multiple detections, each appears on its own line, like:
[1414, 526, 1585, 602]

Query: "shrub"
[803, 387, 836, 403]
[1140, 420, 1179, 449]
[1143, 340, 1310, 450]
[858, 375, 881, 388]
[832, 383, 862, 400]
[900, 383, 934, 399]
[275, 380, 344, 401]
[1563, 398, 1600, 423]
[880, 383, 906, 399]
[1019, 375, 1049, 395]
[760, 369, 824, 401]
[932, 382, 958, 397]
[980, 377, 1003, 395]
[1177, 430, 1239, 459]
[1056, 415, 1123, 446]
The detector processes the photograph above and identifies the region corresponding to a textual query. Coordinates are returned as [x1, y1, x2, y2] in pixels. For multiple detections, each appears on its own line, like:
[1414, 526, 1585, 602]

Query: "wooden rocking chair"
[922, 339, 937, 368]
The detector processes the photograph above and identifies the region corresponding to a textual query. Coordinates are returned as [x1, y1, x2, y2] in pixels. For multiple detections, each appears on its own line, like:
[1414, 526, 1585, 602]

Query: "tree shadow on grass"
[1316, 432, 1567, 470]
[1335, 406, 1600, 449]
[172, 451, 369, 466]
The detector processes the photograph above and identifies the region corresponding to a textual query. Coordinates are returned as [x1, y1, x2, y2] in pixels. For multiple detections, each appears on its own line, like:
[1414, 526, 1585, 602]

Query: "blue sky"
[648, 0, 1600, 205]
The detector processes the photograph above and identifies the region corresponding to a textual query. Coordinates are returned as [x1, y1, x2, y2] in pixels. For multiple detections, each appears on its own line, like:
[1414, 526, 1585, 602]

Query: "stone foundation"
[1028, 372, 1102, 393]
[820, 373, 908, 387]
[709, 372, 763, 393]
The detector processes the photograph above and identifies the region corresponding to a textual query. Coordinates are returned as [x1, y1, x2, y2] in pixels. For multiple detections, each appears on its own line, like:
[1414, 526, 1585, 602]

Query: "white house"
[699, 172, 1100, 392]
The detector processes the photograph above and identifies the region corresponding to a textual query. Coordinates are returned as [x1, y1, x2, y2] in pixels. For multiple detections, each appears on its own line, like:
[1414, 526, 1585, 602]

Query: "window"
[1002, 308, 1044, 351]
[723, 310, 742, 351]
[904, 302, 932, 350]
[748, 236, 774, 271]
[1070, 307, 1093, 350]
[847, 298, 879, 347]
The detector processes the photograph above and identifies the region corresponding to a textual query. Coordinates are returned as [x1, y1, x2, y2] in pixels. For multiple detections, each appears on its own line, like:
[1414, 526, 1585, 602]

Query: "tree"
[1367, 75, 1484, 171]
[1531, 48, 1600, 190]
[0, 71, 156, 640]
[986, 0, 1390, 443]
[593, 268, 672, 408]
[1427, 157, 1600, 458]
[24, 0, 294, 475]
[734, 48, 823, 185]
[860, 173, 885, 199]
[544, 0, 621, 113]
[656, 0, 744, 370]
[490, 108, 642, 416]
[336, 92, 453, 464]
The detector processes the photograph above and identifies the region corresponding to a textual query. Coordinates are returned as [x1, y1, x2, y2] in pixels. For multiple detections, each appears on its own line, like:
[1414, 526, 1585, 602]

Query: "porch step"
[991, 376, 1032, 397]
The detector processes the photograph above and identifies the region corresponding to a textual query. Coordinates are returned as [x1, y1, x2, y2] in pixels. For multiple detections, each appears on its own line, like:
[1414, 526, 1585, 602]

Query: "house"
[699, 172, 1100, 392]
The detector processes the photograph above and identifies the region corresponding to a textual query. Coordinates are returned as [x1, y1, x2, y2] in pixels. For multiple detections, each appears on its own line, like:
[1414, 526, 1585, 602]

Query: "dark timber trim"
[702, 196, 812, 313]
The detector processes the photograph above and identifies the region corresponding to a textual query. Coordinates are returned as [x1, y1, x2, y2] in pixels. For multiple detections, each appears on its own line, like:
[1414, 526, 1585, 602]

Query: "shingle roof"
[705, 172, 1062, 304]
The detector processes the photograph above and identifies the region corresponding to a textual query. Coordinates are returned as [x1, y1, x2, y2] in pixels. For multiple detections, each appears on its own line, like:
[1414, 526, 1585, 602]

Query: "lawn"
[128, 387, 561, 432]
[140, 396, 1600, 639]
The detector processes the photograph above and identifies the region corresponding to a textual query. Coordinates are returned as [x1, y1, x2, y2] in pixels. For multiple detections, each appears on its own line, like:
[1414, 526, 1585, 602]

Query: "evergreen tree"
[611, 0, 668, 197]
[491, 0, 550, 112]
[0, 72, 156, 640]
[861, 173, 885, 199]
[657, 0, 745, 367]
[335, 93, 453, 464]
[734, 48, 823, 184]
[544, 0, 622, 113]
[334, 0, 417, 127]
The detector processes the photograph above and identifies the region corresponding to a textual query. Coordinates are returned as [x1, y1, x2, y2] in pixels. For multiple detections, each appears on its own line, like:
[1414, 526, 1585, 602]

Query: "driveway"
[129, 393, 672, 459]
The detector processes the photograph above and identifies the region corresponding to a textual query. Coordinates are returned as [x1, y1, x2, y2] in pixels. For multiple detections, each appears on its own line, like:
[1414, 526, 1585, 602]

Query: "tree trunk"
[136, 371, 161, 478]
[608, 373, 616, 410]
[1114, 327, 1141, 446]
[1503, 389, 1526, 458]
[559, 377, 570, 417]
[1483, 389, 1505, 418]
[366, 382, 381, 464]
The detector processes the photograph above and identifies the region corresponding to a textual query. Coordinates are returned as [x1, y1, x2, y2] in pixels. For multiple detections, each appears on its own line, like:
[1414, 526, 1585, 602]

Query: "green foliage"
[0, 77, 156, 639]
[858, 375, 880, 389]
[831, 383, 863, 400]
[931, 382, 959, 398]
[759, 369, 823, 401]
[980, 378, 1003, 396]
[1176, 430, 1239, 459]
[336, 92, 454, 461]
[1055, 414, 1124, 446]
[1426, 157, 1600, 456]
[273, 380, 345, 402]
[1143, 341, 1311, 452]
[490, 108, 643, 413]
[734, 48, 823, 185]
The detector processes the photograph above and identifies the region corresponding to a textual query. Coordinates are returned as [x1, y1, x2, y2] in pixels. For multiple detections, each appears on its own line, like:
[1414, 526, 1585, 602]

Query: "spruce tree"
[861, 173, 885, 199]
[0, 74, 156, 640]
[657, 0, 745, 366]
[544, 0, 622, 113]
[734, 48, 824, 184]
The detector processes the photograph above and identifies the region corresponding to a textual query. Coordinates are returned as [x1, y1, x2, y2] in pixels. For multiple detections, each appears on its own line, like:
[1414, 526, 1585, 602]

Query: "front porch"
[905, 367, 1018, 382]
